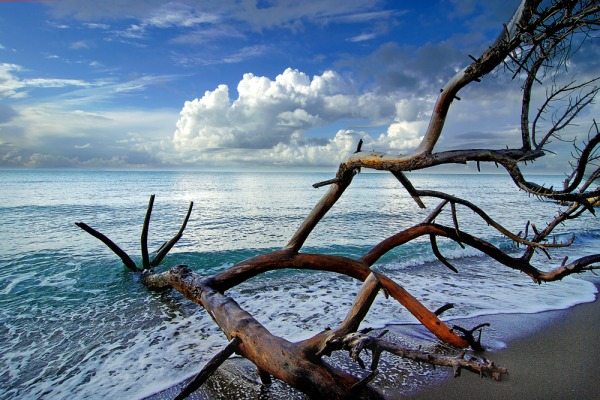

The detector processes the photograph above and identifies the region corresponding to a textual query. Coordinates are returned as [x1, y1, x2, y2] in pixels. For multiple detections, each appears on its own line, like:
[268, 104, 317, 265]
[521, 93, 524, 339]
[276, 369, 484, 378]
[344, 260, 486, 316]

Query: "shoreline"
[145, 288, 600, 399]
[409, 290, 600, 399]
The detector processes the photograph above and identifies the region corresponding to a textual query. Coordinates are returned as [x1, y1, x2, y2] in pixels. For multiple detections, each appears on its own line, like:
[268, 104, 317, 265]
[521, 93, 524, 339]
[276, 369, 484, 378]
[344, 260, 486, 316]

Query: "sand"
[409, 296, 600, 400]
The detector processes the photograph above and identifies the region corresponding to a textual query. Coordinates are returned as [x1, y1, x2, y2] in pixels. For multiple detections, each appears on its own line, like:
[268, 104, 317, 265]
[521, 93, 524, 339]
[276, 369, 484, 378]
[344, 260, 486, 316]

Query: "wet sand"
[410, 296, 600, 400]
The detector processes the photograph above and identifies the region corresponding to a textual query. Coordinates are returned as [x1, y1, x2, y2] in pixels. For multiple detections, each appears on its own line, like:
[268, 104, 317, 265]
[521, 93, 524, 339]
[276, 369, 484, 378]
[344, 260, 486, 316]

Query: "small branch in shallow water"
[430, 234, 459, 273]
[77, 196, 192, 272]
[141, 194, 155, 270]
[434, 303, 455, 317]
[151, 201, 194, 267]
[75, 222, 139, 272]
[452, 323, 491, 352]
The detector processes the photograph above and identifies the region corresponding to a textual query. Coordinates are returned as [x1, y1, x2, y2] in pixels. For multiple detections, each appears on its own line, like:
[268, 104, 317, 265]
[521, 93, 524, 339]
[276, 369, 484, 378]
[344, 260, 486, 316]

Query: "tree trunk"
[143, 265, 384, 399]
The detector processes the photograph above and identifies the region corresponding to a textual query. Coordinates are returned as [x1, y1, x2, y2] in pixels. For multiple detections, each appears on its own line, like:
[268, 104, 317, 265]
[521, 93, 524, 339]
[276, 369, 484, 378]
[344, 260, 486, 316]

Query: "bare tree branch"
[175, 337, 242, 400]
[74, 3, 600, 398]
[339, 332, 508, 380]
[75, 222, 139, 272]
[151, 201, 193, 267]
[141, 194, 155, 270]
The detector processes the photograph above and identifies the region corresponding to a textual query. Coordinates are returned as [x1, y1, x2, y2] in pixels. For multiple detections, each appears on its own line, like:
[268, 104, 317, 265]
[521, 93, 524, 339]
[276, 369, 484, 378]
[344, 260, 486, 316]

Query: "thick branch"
[306, 272, 382, 357]
[333, 140, 598, 206]
[145, 265, 382, 399]
[363, 222, 599, 283]
[416, 0, 537, 154]
[530, 254, 600, 281]
[212, 251, 468, 348]
[336, 272, 382, 335]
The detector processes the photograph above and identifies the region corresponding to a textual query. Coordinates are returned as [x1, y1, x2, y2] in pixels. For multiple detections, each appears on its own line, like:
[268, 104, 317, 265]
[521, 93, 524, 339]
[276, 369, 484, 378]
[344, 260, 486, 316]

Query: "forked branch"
[339, 332, 508, 380]
[74, 2, 600, 398]
[76, 195, 193, 271]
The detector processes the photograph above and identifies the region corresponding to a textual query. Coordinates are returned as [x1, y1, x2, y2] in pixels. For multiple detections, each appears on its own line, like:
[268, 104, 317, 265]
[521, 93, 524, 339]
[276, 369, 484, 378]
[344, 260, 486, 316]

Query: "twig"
[450, 202, 465, 248]
[430, 234, 459, 273]
[391, 170, 426, 208]
[423, 200, 448, 223]
[312, 177, 340, 188]
[434, 303, 455, 316]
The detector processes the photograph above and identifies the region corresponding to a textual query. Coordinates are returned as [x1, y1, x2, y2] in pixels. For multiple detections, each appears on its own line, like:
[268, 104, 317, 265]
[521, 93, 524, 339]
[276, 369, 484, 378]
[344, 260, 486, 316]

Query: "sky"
[0, 0, 598, 170]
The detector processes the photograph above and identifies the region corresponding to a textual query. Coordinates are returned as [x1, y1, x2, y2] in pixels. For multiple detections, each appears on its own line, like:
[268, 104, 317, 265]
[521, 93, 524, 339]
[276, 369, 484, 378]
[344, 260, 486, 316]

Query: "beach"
[410, 289, 600, 400]
[146, 285, 600, 400]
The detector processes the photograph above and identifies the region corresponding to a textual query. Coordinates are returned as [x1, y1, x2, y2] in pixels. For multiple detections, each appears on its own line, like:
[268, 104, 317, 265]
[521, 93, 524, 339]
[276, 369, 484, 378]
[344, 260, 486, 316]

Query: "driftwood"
[76, 1, 600, 399]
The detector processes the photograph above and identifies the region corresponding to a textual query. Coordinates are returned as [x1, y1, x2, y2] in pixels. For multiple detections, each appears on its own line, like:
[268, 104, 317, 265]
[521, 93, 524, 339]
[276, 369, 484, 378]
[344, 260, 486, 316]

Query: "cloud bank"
[172, 68, 426, 166]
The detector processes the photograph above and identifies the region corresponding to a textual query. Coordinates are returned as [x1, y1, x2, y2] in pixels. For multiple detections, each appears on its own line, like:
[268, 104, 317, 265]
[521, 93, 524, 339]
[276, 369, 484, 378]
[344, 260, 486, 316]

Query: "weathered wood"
[390, 171, 426, 209]
[341, 332, 508, 381]
[153, 265, 383, 399]
[175, 336, 241, 400]
[287, 168, 356, 252]
[151, 201, 193, 267]
[211, 251, 469, 348]
[78, 197, 193, 272]
[74, 2, 600, 397]
[257, 368, 272, 385]
[75, 222, 139, 272]
[306, 272, 382, 356]
[141, 194, 155, 270]
[430, 234, 459, 273]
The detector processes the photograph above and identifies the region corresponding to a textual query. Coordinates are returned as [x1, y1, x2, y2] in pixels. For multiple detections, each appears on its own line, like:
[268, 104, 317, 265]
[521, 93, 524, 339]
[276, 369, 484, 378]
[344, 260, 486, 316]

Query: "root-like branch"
[430, 234, 459, 273]
[77, 197, 192, 272]
[340, 332, 507, 380]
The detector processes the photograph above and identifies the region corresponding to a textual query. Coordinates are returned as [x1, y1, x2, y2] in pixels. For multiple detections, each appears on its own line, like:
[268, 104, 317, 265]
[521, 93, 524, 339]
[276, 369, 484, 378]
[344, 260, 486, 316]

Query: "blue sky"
[0, 0, 597, 170]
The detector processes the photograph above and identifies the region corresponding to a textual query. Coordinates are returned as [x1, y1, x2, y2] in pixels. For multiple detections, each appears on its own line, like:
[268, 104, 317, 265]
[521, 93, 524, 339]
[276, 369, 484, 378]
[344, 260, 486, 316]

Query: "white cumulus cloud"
[173, 67, 426, 166]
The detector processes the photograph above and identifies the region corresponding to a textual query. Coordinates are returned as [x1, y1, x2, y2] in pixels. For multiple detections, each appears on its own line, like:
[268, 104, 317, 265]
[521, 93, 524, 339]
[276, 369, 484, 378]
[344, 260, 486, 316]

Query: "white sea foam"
[0, 272, 35, 295]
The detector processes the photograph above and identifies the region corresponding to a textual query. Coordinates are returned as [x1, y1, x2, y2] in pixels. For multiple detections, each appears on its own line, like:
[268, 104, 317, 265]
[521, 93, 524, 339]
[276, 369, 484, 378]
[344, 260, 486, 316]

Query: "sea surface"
[0, 169, 598, 399]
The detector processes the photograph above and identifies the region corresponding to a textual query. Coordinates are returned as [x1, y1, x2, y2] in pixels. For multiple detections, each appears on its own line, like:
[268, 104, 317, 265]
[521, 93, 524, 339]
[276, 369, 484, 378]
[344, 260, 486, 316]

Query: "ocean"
[1, 169, 598, 399]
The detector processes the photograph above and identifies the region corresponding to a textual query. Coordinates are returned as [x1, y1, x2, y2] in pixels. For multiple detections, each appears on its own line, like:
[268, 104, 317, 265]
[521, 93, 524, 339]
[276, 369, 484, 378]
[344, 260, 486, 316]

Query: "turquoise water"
[0, 169, 598, 399]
